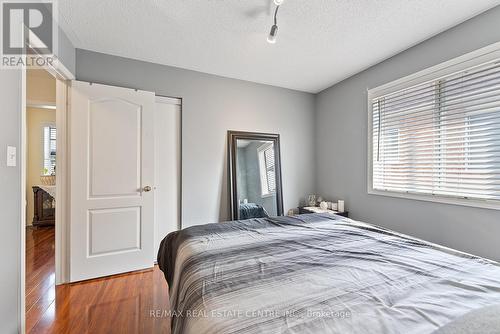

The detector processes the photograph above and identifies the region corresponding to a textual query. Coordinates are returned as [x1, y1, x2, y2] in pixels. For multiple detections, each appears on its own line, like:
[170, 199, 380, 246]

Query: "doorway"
[24, 68, 57, 332]
[22, 62, 72, 332]
[20, 77, 183, 331]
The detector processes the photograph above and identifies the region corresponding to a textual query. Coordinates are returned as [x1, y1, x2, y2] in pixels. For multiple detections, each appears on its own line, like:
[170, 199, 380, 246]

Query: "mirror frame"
[227, 130, 284, 220]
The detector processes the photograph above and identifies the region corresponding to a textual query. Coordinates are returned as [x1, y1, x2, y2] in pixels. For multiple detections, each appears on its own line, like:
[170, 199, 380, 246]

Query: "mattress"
[158, 213, 500, 334]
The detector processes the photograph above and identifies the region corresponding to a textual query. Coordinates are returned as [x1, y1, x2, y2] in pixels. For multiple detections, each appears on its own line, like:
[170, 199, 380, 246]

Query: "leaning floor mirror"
[228, 131, 284, 220]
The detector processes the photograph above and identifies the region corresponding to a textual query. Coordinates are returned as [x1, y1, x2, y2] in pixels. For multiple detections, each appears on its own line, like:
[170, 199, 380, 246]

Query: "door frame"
[154, 95, 183, 261]
[20, 59, 74, 333]
[155, 96, 182, 232]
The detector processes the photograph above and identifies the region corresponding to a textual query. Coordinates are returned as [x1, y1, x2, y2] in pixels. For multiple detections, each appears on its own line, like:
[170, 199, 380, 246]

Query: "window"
[369, 50, 500, 209]
[258, 143, 276, 197]
[43, 126, 56, 175]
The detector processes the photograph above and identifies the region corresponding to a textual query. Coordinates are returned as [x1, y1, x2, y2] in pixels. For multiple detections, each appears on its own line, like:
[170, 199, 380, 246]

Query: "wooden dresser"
[32, 186, 55, 227]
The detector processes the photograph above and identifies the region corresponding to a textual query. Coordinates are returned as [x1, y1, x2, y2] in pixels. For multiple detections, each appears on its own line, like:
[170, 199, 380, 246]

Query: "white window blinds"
[258, 143, 276, 196]
[43, 126, 56, 175]
[264, 146, 276, 193]
[372, 60, 500, 202]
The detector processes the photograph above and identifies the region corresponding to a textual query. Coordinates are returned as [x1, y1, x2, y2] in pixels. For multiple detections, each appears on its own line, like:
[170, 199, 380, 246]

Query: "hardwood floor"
[26, 227, 171, 333]
[26, 227, 56, 333]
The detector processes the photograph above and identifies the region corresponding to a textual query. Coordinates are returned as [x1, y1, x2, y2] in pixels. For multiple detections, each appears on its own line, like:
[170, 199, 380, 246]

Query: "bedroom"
[1, 0, 500, 333]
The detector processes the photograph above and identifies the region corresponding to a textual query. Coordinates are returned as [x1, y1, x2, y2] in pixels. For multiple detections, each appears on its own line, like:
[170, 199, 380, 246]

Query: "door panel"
[89, 99, 142, 197]
[70, 80, 155, 282]
[88, 207, 141, 256]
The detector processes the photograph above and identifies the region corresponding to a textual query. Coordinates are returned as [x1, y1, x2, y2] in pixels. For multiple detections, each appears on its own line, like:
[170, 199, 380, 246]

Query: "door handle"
[143, 186, 152, 192]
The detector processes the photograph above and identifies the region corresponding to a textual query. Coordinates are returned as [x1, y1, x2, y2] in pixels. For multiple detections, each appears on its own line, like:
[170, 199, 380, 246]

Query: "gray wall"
[0, 5, 498, 333]
[0, 70, 22, 333]
[75, 49, 316, 227]
[58, 27, 76, 75]
[316, 5, 500, 261]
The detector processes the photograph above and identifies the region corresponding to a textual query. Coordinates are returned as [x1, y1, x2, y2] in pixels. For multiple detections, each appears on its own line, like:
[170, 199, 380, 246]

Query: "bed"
[238, 203, 269, 219]
[158, 213, 500, 334]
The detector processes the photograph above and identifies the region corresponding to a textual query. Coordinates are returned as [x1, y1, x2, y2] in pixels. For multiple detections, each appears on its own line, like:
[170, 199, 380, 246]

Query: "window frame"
[367, 42, 500, 210]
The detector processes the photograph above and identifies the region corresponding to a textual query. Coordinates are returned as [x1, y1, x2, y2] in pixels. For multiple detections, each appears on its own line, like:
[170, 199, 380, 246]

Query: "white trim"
[46, 57, 75, 81]
[368, 188, 500, 211]
[367, 41, 500, 211]
[155, 95, 182, 105]
[20, 60, 27, 334]
[28, 41, 75, 81]
[27, 99, 56, 110]
[55, 79, 70, 284]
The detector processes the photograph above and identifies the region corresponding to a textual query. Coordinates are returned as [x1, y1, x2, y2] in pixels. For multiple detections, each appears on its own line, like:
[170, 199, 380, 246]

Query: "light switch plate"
[7, 146, 16, 167]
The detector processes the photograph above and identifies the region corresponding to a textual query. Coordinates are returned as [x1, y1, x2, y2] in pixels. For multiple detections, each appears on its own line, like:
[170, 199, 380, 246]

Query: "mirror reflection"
[236, 139, 277, 219]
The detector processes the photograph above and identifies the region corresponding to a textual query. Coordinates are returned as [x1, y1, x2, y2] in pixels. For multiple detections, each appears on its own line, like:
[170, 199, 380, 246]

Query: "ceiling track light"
[267, 4, 280, 44]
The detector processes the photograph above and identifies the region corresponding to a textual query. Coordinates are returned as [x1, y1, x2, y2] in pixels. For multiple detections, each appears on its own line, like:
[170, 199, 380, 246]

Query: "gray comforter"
[158, 214, 500, 334]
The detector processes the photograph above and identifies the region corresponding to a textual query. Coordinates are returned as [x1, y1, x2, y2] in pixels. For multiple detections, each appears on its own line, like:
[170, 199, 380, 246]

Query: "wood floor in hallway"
[26, 227, 171, 333]
[26, 227, 56, 333]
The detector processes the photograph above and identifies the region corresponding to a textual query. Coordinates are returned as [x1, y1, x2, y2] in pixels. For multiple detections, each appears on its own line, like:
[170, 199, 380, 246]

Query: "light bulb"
[274, 0, 284, 5]
[267, 24, 278, 44]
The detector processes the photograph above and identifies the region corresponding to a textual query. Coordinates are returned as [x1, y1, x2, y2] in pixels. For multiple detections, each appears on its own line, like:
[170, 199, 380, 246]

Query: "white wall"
[0, 70, 22, 333]
[316, 5, 500, 261]
[75, 50, 317, 227]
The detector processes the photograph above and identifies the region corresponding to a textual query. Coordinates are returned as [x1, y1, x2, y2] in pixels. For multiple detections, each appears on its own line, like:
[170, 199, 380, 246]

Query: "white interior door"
[70, 80, 155, 282]
[154, 97, 181, 258]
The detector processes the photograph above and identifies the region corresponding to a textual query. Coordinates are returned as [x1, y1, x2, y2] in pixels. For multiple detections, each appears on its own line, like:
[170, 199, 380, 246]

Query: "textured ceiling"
[58, 0, 500, 93]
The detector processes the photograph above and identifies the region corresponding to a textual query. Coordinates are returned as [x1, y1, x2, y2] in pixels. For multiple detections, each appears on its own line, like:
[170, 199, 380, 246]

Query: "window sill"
[367, 188, 500, 211]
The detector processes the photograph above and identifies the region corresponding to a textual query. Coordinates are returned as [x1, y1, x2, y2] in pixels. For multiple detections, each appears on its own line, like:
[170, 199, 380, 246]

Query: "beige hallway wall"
[26, 69, 56, 225]
[26, 108, 56, 225]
